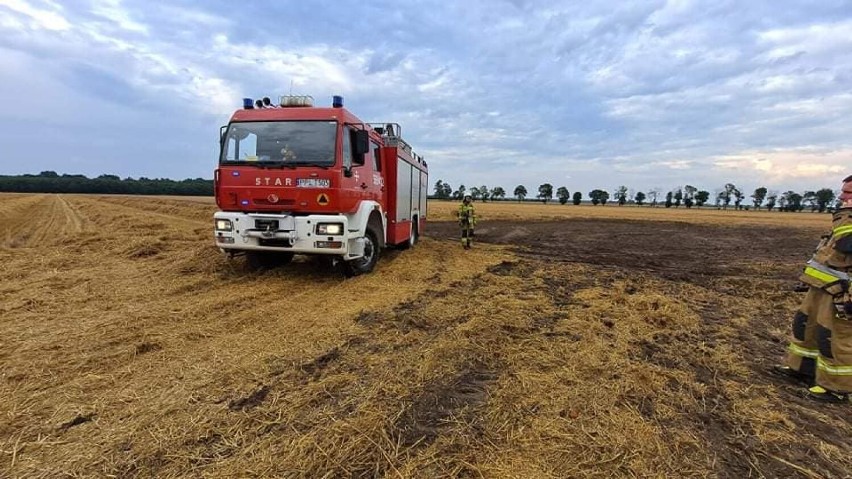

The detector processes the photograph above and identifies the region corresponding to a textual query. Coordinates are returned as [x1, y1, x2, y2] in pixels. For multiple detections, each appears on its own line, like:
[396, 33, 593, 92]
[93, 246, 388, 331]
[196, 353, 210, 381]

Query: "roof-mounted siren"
[332, 95, 344, 108]
[279, 95, 314, 107]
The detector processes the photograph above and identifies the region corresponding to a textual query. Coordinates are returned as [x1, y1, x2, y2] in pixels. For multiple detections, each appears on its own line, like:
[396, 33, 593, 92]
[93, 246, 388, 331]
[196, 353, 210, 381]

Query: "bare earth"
[1, 194, 849, 478]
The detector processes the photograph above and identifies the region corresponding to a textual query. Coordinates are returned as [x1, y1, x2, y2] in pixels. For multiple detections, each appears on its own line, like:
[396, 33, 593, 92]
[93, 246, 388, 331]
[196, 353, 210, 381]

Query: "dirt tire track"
[0, 195, 90, 248]
[92, 196, 210, 226]
[56, 195, 85, 233]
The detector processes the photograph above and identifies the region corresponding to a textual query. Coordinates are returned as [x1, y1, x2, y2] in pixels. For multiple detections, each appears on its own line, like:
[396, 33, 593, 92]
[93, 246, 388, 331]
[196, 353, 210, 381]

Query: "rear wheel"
[245, 251, 294, 270]
[344, 229, 380, 277]
[409, 219, 419, 247]
[398, 219, 419, 250]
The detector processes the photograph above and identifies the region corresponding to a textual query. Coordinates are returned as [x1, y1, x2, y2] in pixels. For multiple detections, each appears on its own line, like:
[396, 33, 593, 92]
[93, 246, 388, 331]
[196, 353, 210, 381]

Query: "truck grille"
[255, 219, 279, 230]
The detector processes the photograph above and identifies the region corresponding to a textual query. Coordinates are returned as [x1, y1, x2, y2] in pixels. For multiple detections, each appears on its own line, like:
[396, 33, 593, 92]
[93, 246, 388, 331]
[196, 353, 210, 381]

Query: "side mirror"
[353, 130, 369, 156]
[219, 125, 227, 144]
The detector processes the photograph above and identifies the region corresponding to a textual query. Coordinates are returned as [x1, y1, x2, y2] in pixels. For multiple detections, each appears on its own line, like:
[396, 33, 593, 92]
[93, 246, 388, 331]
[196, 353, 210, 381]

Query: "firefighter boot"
[770, 365, 812, 386]
[807, 385, 850, 403]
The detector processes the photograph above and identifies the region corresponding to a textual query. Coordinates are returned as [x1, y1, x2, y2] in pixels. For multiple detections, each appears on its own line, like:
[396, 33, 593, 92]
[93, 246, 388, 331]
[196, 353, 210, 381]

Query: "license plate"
[297, 178, 330, 188]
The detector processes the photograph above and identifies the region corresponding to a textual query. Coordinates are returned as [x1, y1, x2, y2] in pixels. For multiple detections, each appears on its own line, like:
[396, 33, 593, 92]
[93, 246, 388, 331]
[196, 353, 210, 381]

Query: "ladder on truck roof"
[367, 123, 426, 166]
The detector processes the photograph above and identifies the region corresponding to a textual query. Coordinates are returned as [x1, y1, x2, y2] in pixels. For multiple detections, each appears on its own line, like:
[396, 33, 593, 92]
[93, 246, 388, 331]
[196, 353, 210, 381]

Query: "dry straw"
[0, 194, 848, 478]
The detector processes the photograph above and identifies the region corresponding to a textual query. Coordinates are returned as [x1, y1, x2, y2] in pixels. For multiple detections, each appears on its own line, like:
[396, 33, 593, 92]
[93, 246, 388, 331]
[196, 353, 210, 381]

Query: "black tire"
[398, 219, 419, 250]
[344, 229, 380, 277]
[245, 251, 294, 270]
[410, 219, 419, 247]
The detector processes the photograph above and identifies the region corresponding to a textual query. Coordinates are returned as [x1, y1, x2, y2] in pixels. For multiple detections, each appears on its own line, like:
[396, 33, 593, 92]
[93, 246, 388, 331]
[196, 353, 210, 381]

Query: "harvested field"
[1, 194, 850, 478]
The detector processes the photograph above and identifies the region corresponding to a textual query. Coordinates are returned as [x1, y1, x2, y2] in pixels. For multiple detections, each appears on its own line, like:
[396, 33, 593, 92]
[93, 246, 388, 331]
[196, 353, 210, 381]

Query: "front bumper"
[213, 212, 365, 258]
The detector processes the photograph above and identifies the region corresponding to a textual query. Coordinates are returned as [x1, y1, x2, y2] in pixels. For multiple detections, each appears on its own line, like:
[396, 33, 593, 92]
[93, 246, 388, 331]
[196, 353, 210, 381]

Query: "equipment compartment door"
[396, 158, 413, 222]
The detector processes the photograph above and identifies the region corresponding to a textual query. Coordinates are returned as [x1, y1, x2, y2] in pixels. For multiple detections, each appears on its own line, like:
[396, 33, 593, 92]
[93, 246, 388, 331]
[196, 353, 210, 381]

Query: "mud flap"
[347, 237, 365, 259]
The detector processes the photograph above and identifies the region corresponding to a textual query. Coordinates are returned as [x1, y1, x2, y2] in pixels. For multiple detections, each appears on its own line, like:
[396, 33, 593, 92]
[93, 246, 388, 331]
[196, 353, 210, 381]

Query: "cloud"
[0, 0, 70, 31]
[0, 0, 849, 194]
[714, 147, 849, 185]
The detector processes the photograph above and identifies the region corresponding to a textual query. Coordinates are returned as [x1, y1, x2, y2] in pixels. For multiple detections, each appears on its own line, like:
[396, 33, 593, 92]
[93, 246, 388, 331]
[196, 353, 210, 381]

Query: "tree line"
[0, 171, 213, 196]
[432, 180, 842, 212]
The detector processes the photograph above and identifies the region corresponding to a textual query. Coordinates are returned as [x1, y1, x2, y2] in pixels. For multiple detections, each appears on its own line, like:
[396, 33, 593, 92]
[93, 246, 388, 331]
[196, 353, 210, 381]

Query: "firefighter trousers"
[460, 223, 474, 248]
[786, 287, 852, 393]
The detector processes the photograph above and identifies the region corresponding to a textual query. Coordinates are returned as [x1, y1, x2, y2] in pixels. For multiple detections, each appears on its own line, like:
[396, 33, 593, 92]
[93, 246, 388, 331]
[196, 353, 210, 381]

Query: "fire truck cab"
[213, 95, 428, 276]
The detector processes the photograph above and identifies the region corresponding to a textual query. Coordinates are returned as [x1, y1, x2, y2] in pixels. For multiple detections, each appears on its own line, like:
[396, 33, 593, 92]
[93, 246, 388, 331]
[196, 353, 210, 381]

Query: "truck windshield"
[220, 121, 337, 166]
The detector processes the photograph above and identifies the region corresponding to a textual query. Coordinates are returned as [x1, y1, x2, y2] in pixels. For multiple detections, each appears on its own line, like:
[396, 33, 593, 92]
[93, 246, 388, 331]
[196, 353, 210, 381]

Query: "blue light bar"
[243, 98, 254, 109]
[332, 95, 343, 108]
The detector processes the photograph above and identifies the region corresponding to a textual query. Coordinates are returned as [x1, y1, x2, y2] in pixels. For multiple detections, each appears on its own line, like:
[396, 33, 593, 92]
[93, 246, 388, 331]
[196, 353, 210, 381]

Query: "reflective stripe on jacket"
[802, 210, 852, 290]
[458, 204, 476, 226]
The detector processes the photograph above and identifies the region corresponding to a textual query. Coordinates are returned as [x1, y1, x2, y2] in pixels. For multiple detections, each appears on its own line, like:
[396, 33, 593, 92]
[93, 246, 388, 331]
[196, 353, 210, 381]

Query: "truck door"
[368, 140, 384, 203]
[341, 126, 379, 210]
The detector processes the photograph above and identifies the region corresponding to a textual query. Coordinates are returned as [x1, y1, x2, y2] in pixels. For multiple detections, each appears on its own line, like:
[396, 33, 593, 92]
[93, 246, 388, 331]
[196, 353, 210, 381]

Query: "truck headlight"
[316, 223, 343, 235]
[215, 219, 233, 231]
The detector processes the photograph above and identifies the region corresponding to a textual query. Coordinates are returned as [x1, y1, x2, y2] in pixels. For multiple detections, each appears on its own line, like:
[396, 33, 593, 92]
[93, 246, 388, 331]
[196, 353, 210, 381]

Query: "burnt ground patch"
[393, 365, 498, 448]
[427, 218, 812, 282]
[228, 385, 270, 411]
[59, 413, 95, 431]
[427, 218, 851, 478]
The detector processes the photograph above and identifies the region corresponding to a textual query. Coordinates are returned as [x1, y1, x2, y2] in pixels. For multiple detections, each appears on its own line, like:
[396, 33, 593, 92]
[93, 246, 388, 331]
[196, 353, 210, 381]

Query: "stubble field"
[1, 194, 850, 478]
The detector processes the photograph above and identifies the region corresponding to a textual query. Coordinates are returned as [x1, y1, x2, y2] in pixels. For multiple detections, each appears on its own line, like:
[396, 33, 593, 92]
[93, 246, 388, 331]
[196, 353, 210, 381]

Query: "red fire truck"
[213, 95, 428, 276]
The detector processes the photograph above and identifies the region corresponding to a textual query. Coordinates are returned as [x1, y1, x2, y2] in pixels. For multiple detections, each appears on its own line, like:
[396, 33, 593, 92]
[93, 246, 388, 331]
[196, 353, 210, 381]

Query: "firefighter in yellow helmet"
[458, 194, 476, 249]
[775, 174, 852, 402]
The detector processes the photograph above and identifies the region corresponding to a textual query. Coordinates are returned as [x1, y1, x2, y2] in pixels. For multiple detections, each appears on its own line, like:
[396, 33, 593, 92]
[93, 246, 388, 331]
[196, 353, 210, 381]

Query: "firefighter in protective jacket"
[776, 174, 852, 402]
[458, 195, 476, 249]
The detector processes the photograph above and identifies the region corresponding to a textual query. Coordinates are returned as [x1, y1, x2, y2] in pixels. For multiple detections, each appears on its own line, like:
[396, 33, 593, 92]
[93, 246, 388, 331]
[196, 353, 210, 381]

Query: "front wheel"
[344, 229, 380, 277]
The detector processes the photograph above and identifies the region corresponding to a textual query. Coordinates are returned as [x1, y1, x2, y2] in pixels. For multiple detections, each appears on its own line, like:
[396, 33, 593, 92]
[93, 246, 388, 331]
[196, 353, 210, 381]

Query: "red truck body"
[212, 96, 427, 274]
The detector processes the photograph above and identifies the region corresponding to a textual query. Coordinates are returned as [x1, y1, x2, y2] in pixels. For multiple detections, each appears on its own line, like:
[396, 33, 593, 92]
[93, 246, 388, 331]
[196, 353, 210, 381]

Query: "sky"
[1, 0, 851, 195]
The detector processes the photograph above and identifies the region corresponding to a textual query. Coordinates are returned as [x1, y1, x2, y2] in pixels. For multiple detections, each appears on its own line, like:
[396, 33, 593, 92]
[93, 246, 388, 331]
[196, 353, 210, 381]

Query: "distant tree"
[615, 185, 628, 206]
[589, 189, 604, 206]
[718, 183, 737, 209]
[490, 186, 506, 200]
[600, 190, 610, 205]
[0, 172, 213, 195]
[766, 194, 777, 211]
[443, 183, 452, 198]
[514, 185, 527, 202]
[479, 185, 490, 202]
[683, 185, 696, 208]
[815, 188, 835, 213]
[647, 188, 661, 207]
[733, 187, 745, 210]
[434, 180, 444, 198]
[673, 188, 683, 208]
[634, 191, 646, 206]
[556, 186, 570, 205]
[470, 186, 482, 201]
[751, 187, 767, 210]
[572, 191, 582, 205]
[665, 191, 673, 208]
[802, 191, 817, 212]
[453, 184, 466, 200]
[694, 190, 710, 207]
[538, 183, 554, 204]
[782, 190, 803, 212]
